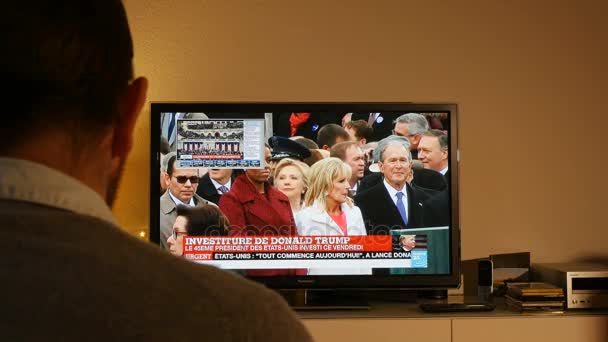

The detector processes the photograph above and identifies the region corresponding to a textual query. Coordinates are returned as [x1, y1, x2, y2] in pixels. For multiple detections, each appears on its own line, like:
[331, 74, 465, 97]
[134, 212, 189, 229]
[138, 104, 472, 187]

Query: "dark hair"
[176, 205, 229, 236]
[345, 120, 373, 142]
[316, 124, 349, 148]
[2, 1, 134, 151]
[167, 156, 177, 177]
[160, 136, 171, 155]
[303, 149, 325, 167]
[329, 141, 359, 161]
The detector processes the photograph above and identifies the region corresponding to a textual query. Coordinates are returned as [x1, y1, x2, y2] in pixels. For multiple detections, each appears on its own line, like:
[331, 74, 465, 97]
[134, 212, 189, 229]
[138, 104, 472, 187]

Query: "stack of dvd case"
[505, 282, 565, 311]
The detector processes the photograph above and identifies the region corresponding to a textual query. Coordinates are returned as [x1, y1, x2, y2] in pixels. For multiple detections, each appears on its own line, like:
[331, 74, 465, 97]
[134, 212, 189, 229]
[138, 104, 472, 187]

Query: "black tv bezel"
[150, 102, 460, 289]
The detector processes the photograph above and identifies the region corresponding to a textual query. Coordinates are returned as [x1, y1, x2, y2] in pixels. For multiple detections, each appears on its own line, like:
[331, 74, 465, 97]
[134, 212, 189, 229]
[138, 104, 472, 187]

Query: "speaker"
[477, 259, 493, 302]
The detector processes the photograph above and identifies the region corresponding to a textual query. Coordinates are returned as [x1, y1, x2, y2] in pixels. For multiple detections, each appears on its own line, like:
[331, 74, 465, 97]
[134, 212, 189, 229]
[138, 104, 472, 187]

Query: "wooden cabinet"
[304, 318, 451, 342]
[300, 302, 608, 342]
[452, 316, 608, 342]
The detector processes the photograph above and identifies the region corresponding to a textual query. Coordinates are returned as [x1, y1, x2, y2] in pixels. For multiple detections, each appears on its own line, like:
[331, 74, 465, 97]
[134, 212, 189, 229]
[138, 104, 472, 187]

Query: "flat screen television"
[150, 102, 460, 306]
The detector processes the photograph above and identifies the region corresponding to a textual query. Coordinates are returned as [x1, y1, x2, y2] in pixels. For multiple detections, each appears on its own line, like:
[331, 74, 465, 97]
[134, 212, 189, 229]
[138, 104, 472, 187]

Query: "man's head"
[393, 113, 429, 151]
[330, 141, 365, 186]
[418, 130, 448, 172]
[209, 169, 232, 185]
[399, 235, 416, 251]
[378, 140, 412, 191]
[344, 120, 374, 145]
[160, 152, 177, 193]
[371, 135, 411, 164]
[316, 124, 350, 150]
[165, 156, 200, 203]
[2, 1, 148, 206]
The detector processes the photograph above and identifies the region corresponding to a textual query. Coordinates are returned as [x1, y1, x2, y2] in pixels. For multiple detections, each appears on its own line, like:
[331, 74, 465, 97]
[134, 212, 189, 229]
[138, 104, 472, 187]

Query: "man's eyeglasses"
[174, 176, 199, 184]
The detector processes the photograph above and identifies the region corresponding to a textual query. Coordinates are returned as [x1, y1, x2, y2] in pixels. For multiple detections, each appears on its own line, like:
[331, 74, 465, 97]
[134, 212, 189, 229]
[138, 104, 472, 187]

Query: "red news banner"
[183, 236, 421, 269]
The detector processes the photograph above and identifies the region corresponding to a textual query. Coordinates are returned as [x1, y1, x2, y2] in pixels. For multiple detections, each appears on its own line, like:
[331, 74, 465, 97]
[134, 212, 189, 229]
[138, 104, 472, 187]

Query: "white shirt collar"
[440, 166, 449, 175]
[383, 178, 408, 205]
[168, 190, 195, 207]
[0, 157, 118, 226]
[210, 177, 231, 193]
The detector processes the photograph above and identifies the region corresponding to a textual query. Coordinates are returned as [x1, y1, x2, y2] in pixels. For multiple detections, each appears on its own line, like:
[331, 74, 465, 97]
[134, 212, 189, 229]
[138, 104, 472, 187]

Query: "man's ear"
[112, 77, 148, 158]
[163, 172, 171, 187]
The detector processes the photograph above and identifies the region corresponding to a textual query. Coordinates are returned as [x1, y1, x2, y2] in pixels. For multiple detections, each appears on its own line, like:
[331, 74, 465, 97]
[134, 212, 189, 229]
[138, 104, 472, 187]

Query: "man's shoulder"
[197, 173, 216, 192]
[194, 192, 218, 207]
[160, 190, 176, 214]
[0, 200, 311, 341]
[409, 184, 437, 201]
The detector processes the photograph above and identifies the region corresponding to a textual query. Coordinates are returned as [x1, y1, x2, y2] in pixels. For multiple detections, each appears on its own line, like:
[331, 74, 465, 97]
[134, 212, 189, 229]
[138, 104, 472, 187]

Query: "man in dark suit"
[358, 135, 447, 193]
[423, 189, 450, 228]
[196, 168, 234, 205]
[358, 165, 447, 194]
[418, 129, 449, 179]
[355, 140, 433, 235]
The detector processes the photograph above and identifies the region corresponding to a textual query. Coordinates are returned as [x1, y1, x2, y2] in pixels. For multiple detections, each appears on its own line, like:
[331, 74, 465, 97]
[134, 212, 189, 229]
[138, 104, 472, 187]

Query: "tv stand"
[417, 289, 448, 299]
[279, 289, 448, 310]
[280, 290, 370, 310]
[299, 296, 608, 342]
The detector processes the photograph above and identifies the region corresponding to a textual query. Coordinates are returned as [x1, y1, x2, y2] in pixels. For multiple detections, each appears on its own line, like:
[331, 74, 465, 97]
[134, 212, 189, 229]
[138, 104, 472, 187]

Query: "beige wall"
[117, 0, 608, 262]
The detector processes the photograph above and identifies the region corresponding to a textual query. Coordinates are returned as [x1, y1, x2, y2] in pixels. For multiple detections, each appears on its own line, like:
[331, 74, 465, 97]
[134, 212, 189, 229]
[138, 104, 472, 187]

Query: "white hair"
[373, 135, 412, 163]
[394, 113, 429, 135]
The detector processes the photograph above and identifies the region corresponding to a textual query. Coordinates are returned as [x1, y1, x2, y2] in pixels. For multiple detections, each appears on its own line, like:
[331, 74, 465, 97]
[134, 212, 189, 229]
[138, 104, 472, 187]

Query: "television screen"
[151, 103, 459, 289]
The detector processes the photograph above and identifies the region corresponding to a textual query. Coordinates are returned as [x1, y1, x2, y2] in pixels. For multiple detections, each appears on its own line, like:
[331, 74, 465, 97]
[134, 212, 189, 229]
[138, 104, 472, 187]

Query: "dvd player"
[533, 263, 608, 309]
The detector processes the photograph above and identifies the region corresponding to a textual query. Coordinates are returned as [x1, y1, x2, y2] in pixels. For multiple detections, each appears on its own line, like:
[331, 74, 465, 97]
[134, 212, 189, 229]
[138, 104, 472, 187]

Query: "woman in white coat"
[295, 157, 371, 275]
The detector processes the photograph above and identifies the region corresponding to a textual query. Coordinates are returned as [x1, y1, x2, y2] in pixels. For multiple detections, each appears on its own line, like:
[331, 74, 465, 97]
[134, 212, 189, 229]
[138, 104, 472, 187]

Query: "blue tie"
[396, 192, 408, 225]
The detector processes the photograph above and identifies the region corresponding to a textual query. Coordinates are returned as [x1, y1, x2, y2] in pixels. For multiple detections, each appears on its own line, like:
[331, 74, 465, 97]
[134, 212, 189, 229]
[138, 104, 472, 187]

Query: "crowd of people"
[186, 120, 244, 130]
[177, 128, 243, 140]
[177, 148, 244, 158]
[160, 112, 451, 275]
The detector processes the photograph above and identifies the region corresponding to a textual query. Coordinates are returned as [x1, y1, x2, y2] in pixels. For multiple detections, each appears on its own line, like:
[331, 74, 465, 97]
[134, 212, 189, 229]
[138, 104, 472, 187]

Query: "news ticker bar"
[185, 250, 428, 269]
[189, 257, 415, 269]
[182, 235, 429, 269]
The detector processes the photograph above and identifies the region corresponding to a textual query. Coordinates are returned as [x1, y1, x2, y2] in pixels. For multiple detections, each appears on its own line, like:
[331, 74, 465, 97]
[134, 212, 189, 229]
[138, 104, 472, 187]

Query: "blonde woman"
[272, 158, 310, 214]
[295, 158, 370, 275]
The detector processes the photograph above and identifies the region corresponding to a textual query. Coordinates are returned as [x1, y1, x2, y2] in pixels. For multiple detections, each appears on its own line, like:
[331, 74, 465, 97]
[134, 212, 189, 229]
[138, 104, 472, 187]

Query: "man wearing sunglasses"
[160, 155, 217, 249]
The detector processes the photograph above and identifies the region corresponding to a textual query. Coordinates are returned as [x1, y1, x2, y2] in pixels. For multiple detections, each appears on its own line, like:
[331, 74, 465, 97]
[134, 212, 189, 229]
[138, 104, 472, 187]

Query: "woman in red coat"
[219, 146, 300, 276]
